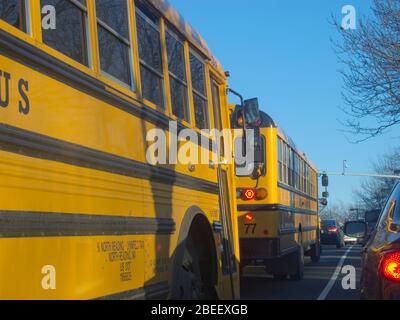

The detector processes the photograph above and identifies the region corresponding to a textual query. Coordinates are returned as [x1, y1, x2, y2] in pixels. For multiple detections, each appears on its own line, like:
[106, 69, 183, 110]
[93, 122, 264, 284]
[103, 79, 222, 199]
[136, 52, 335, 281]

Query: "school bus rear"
[233, 109, 320, 279]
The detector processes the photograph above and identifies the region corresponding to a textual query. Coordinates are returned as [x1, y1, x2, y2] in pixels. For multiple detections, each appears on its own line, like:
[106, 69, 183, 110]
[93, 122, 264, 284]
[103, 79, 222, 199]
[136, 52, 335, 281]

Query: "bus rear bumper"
[239, 238, 280, 260]
[239, 238, 301, 276]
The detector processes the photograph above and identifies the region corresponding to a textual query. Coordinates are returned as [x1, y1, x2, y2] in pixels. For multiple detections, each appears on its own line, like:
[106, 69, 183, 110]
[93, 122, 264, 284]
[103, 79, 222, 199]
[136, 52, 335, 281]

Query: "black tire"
[273, 274, 287, 281]
[310, 241, 321, 263]
[311, 255, 320, 263]
[290, 233, 305, 281]
[171, 232, 214, 300]
[239, 261, 247, 276]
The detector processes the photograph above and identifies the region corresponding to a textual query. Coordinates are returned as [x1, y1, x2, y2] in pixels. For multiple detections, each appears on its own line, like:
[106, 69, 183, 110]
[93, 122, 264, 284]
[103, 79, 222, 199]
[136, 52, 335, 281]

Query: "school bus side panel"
[0, 36, 224, 299]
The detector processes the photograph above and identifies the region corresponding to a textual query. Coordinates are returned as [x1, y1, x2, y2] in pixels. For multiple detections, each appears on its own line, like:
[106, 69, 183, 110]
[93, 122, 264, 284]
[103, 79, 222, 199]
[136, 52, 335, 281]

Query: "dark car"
[321, 219, 345, 248]
[345, 182, 400, 300]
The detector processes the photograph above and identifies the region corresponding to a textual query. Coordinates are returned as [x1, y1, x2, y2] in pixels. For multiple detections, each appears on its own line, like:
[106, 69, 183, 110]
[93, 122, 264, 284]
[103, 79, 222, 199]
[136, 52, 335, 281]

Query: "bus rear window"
[0, 0, 28, 32]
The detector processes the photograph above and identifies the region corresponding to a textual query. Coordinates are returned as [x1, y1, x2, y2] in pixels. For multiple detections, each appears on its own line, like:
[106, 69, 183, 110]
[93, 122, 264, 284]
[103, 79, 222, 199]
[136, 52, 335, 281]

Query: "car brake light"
[328, 227, 338, 232]
[381, 251, 400, 282]
[245, 213, 254, 222]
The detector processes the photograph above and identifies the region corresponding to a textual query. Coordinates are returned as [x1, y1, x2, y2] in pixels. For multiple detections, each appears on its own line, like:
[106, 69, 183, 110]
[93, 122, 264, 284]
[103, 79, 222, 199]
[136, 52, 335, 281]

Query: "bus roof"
[278, 127, 317, 171]
[259, 110, 317, 171]
[147, 0, 225, 75]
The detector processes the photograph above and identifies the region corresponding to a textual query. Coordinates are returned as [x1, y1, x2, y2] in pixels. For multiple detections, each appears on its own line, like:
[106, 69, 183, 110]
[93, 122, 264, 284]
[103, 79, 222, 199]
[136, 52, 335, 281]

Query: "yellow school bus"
[232, 108, 320, 280]
[0, 0, 245, 299]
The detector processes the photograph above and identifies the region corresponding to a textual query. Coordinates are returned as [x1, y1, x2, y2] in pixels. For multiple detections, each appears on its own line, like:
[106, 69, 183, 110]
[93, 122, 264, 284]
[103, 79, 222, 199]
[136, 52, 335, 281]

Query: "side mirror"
[344, 221, 367, 238]
[244, 99, 263, 179]
[251, 127, 265, 179]
[232, 99, 264, 179]
[244, 98, 262, 128]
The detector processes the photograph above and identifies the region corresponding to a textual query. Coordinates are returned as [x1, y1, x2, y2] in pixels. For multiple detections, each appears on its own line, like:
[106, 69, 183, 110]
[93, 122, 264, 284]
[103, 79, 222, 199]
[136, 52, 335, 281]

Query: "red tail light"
[242, 189, 256, 201]
[245, 213, 254, 222]
[381, 251, 400, 282]
[328, 227, 338, 232]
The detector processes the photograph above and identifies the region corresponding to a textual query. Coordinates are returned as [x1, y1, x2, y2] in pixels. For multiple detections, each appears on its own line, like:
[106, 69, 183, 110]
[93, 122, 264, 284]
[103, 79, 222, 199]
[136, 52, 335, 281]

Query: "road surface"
[241, 245, 362, 300]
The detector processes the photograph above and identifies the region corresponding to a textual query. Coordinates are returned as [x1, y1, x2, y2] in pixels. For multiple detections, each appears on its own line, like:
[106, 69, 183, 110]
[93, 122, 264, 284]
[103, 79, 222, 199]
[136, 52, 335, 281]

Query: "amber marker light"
[255, 188, 268, 200]
[245, 213, 254, 222]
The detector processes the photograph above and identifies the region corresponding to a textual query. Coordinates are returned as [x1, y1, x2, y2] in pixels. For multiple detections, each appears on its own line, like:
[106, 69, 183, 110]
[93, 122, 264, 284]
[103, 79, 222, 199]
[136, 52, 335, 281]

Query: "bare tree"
[354, 147, 400, 210]
[334, 0, 400, 141]
[320, 201, 357, 224]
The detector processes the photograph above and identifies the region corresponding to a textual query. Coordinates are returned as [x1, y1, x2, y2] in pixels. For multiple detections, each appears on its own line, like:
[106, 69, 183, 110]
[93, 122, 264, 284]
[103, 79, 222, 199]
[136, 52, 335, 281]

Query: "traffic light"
[320, 198, 328, 206]
[322, 174, 329, 187]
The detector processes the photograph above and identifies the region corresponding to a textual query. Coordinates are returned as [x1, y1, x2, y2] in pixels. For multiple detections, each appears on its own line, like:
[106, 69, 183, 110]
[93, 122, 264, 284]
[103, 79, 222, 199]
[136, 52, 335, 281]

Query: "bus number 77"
[245, 224, 257, 235]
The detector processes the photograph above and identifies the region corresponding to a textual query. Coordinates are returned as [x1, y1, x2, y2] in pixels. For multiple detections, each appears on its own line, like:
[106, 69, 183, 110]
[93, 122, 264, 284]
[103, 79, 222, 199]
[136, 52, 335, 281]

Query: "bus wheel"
[310, 241, 321, 263]
[171, 221, 217, 300]
[239, 261, 247, 275]
[175, 234, 205, 300]
[273, 274, 287, 281]
[289, 234, 305, 281]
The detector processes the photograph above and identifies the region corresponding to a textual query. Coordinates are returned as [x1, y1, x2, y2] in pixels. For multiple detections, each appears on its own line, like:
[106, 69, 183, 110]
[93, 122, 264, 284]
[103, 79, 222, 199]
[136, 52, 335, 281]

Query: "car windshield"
[322, 220, 336, 228]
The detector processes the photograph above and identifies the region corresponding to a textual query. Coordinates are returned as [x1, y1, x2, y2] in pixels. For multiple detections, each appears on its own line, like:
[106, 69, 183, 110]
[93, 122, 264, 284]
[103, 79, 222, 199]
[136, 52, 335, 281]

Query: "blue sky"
[171, 0, 399, 208]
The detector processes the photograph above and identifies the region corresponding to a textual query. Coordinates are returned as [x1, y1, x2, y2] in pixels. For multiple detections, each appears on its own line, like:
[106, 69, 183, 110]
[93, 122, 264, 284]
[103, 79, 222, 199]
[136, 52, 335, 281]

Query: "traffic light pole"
[319, 160, 400, 180]
[317, 161, 400, 212]
[319, 172, 400, 180]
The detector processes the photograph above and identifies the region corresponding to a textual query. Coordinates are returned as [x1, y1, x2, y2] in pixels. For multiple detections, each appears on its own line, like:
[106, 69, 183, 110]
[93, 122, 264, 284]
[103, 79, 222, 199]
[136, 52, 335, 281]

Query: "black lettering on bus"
[0, 70, 11, 108]
[18, 79, 30, 115]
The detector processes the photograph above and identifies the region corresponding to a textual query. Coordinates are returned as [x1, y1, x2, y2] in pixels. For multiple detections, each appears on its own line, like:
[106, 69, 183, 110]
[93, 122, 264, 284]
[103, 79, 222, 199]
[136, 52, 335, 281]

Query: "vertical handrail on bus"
[216, 163, 236, 299]
[213, 86, 237, 298]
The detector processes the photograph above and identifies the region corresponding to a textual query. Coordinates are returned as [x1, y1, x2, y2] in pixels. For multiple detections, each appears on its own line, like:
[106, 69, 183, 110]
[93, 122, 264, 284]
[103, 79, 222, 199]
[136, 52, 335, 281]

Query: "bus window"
[41, 0, 89, 66]
[0, 0, 27, 32]
[211, 80, 222, 130]
[96, 0, 132, 86]
[283, 143, 287, 184]
[259, 135, 266, 176]
[304, 164, 308, 193]
[278, 139, 283, 182]
[135, 6, 164, 109]
[166, 29, 189, 122]
[190, 52, 209, 129]
[288, 148, 293, 187]
[211, 79, 225, 157]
